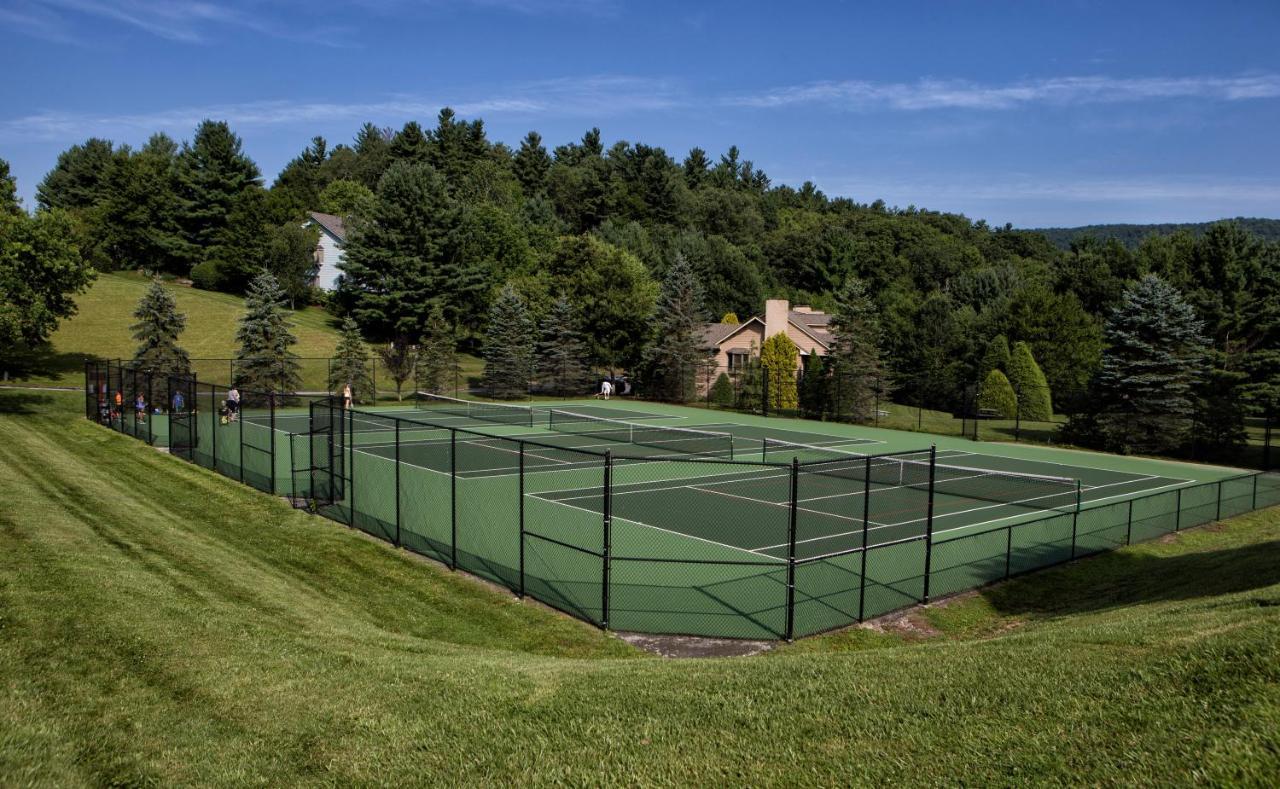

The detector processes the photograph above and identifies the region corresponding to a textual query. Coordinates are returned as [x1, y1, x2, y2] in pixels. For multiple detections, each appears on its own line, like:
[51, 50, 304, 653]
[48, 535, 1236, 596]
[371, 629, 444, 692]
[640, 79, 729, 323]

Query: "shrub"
[977, 368, 1017, 419]
[709, 372, 735, 406]
[189, 261, 221, 291]
[1007, 341, 1053, 421]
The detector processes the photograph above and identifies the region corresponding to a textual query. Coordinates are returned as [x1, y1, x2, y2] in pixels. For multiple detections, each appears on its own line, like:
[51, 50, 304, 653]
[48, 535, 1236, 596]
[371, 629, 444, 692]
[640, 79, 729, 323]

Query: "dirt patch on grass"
[617, 633, 775, 658]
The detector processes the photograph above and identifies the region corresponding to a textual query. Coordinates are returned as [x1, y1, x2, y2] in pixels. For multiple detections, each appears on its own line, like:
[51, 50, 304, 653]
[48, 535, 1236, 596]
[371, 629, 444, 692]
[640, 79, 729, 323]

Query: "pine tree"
[977, 368, 1017, 419]
[1006, 341, 1053, 421]
[709, 372, 735, 407]
[416, 305, 457, 395]
[328, 317, 372, 404]
[233, 271, 300, 396]
[536, 293, 592, 396]
[482, 284, 535, 399]
[129, 278, 190, 378]
[979, 334, 1011, 379]
[173, 121, 263, 276]
[1090, 274, 1209, 454]
[827, 276, 891, 421]
[640, 254, 706, 402]
[513, 131, 552, 196]
[761, 332, 799, 411]
[1, 157, 23, 217]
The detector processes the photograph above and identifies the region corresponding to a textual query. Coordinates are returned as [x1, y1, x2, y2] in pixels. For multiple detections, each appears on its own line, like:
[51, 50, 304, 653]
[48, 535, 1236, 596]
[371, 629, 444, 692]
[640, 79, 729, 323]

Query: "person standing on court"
[343, 382, 353, 410]
[226, 386, 240, 422]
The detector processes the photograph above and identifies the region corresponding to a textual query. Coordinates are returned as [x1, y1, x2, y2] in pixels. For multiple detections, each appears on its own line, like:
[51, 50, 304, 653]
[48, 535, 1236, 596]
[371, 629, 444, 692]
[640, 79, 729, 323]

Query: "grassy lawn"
[2, 388, 1278, 785]
[5, 272, 342, 388]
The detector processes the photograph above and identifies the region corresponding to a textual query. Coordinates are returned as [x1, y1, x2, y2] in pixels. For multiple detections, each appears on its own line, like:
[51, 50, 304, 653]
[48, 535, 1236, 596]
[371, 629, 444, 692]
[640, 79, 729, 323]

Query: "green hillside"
[1033, 217, 1280, 250]
[7, 272, 343, 388]
[2, 388, 1277, 785]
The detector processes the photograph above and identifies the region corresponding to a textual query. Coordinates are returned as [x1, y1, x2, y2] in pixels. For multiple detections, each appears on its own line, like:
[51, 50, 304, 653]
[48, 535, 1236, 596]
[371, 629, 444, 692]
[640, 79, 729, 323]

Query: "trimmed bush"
[977, 368, 1017, 419]
[709, 372, 735, 406]
[1008, 341, 1053, 421]
[760, 333, 799, 411]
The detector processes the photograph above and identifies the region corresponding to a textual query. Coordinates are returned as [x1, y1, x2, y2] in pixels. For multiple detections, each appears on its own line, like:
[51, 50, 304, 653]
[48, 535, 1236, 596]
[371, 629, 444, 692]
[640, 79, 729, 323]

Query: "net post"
[1175, 487, 1182, 531]
[1070, 480, 1081, 558]
[922, 445, 937, 603]
[858, 455, 871, 621]
[394, 419, 401, 548]
[449, 429, 457, 570]
[518, 441, 526, 599]
[602, 450, 612, 630]
[728, 434, 735, 461]
[785, 456, 798, 640]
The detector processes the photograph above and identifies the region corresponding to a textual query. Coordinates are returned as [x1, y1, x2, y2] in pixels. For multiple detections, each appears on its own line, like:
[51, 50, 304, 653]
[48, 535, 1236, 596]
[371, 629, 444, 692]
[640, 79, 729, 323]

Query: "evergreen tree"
[338, 160, 477, 339]
[416, 305, 457, 396]
[99, 135, 183, 274]
[977, 368, 1017, 419]
[799, 354, 830, 419]
[709, 372, 736, 407]
[682, 147, 710, 190]
[1088, 274, 1208, 454]
[1007, 341, 1053, 421]
[173, 120, 264, 279]
[827, 277, 891, 421]
[36, 138, 115, 211]
[389, 121, 430, 163]
[735, 342, 763, 413]
[329, 317, 373, 404]
[761, 332, 799, 411]
[482, 283, 535, 399]
[233, 271, 300, 396]
[129, 279, 190, 378]
[548, 234, 658, 369]
[536, 293, 592, 396]
[1, 158, 22, 217]
[979, 334, 1011, 379]
[640, 254, 706, 402]
[352, 122, 393, 189]
[513, 131, 552, 196]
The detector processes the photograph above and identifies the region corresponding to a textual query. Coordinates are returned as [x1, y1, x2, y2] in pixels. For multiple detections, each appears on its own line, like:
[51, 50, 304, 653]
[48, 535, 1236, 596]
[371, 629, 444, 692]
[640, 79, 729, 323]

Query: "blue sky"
[2, 0, 1279, 226]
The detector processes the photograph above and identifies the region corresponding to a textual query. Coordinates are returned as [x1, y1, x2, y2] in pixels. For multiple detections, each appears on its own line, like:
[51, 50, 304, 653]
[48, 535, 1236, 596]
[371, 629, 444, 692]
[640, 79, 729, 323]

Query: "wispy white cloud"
[8, 0, 352, 47]
[727, 74, 1280, 111]
[0, 76, 686, 142]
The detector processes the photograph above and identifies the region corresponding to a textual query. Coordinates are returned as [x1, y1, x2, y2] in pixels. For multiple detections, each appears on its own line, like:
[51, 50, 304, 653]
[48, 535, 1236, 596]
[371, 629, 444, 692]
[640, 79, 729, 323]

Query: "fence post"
[1014, 391, 1022, 442]
[1253, 473, 1259, 511]
[518, 442, 526, 599]
[1070, 480, 1081, 558]
[858, 456, 871, 621]
[922, 445, 937, 603]
[1004, 525, 1013, 579]
[785, 457, 799, 640]
[1175, 488, 1182, 531]
[268, 392, 276, 494]
[1126, 499, 1134, 544]
[237, 388, 245, 484]
[1264, 412, 1274, 471]
[602, 451, 612, 630]
[449, 429, 457, 570]
[394, 419, 401, 548]
[1216, 481, 1223, 522]
[209, 383, 216, 472]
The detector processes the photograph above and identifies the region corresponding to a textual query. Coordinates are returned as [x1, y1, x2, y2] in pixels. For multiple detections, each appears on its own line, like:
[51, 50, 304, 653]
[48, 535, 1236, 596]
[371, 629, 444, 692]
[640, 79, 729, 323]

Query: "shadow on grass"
[981, 532, 1280, 618]
[2, 345, 88, 384]
[0, 390, 59, 414]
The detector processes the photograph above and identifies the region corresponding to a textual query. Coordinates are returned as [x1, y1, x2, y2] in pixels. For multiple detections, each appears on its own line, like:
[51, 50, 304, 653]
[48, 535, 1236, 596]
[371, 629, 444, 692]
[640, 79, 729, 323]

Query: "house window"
[727, 349, 750, 372]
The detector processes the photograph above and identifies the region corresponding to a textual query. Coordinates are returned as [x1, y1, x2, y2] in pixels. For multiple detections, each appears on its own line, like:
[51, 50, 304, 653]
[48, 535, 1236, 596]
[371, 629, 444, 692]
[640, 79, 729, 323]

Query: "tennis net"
[414, 392, 534, 426]
[548, 409, 734, 459]
[767, 438, 1080, 513]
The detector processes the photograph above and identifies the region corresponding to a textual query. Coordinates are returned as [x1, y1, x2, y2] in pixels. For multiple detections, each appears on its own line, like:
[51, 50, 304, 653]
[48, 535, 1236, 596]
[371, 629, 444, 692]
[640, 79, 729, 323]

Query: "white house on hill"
[302, 211, 347, 291]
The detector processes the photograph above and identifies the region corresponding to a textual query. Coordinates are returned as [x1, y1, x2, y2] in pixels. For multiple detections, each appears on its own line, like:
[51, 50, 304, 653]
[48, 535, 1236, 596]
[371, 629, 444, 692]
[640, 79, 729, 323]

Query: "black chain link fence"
[86, 360, 1280, 640]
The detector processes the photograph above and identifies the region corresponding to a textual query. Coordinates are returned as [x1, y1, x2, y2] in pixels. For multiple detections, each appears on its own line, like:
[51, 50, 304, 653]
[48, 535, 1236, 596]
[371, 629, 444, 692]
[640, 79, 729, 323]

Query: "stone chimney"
[764, 299, 789, 340]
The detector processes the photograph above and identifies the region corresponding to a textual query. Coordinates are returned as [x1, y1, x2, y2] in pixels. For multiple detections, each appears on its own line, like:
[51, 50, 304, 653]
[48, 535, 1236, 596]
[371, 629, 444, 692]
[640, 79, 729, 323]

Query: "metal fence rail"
[86, 361, 1280, 641]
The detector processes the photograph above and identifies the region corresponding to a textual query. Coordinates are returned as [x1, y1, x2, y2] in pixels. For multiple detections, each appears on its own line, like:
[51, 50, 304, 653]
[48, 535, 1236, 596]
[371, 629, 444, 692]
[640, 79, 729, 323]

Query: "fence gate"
[307, 399, 341, 505]
[168, 374, 197, 461]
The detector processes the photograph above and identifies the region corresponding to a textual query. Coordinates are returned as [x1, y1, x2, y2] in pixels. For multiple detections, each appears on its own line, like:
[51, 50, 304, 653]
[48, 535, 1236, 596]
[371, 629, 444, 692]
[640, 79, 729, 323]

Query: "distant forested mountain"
[1033, 218, 1280, 250]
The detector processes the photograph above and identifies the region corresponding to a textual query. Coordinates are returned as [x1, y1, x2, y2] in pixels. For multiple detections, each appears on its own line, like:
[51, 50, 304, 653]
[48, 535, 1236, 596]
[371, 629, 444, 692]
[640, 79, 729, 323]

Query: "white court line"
[526, 493, 784, 563]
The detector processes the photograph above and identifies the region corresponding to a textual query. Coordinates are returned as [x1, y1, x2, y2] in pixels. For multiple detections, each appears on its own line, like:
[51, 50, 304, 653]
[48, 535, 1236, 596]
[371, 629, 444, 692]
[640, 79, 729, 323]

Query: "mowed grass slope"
[10, 273, 343, 387]
[2, 390, 1279, 785]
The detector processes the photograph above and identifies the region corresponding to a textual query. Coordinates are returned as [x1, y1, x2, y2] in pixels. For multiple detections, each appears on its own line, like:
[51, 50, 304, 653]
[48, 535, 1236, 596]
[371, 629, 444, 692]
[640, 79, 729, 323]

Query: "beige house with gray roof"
[698, 299, 832, 380]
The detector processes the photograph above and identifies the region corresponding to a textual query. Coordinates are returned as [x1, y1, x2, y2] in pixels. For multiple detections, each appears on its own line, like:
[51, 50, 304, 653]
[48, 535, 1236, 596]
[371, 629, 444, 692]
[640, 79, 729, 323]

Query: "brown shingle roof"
[306, 211, 347, 243]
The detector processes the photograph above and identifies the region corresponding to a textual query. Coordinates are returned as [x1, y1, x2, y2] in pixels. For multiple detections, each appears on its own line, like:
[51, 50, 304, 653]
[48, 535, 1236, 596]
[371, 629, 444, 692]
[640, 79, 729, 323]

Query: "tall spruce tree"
[329, 317, 373, 403]
[173, 120, 264, 281]
[537, 293, 592, 396]
[827, 276, 891, 421]
[641, 254, 706, 402]
[130, 279, 190, 378]
[233, 271, 300, 396]
[1091, 274, 1209, 454]
[482, 283, 535, 399]
[513, 131, 552, 196]
[416, 305, 457, 395]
